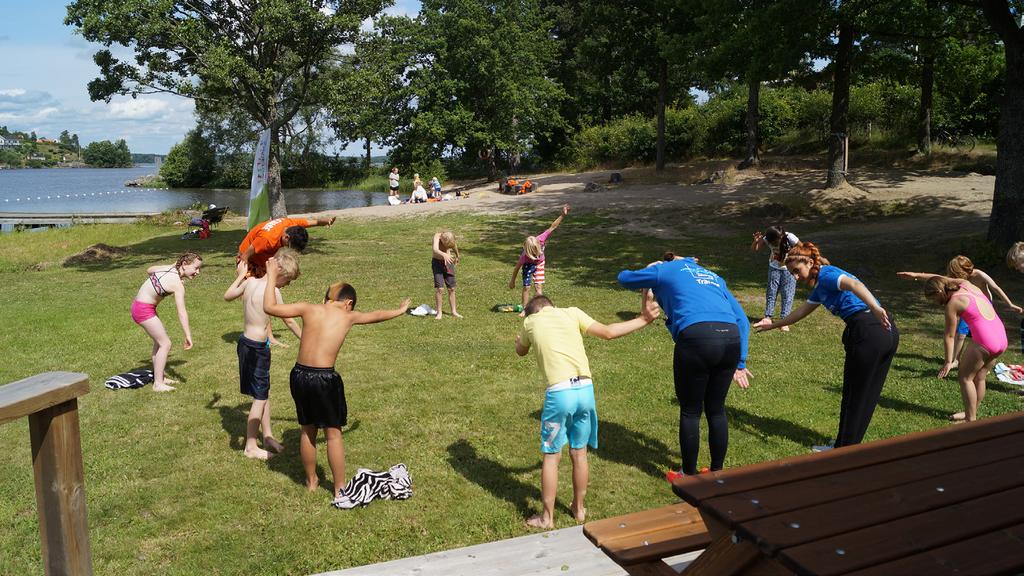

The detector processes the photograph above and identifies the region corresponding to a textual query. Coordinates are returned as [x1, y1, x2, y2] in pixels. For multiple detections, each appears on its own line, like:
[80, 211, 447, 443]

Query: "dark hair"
[662, 251, 677, 262]
[285, 226, 309, 252]
[325, 282, 357, 308]
[524, 295, 553, 316]
[763, 226, 792, 262]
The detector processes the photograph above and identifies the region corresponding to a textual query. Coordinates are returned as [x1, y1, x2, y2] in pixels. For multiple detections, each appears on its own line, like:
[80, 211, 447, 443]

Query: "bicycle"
[933, 129, 977, 154]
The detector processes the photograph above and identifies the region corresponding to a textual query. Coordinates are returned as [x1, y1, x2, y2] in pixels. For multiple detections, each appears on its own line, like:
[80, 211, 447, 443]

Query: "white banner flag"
[248, 128, 272, 230]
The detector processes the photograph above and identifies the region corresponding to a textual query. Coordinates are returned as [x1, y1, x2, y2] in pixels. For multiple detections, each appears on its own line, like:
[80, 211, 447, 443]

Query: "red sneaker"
[665, 469, 684, 483]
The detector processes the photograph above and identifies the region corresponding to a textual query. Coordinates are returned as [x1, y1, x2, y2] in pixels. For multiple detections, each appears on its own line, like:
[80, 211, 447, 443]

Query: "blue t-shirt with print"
[808, 265, 877, 319]
[618, 259, 750, 369]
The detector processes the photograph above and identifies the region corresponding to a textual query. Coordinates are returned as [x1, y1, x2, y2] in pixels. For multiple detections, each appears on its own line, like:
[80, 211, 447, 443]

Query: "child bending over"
[509, 205, 569, 316]
[223, 249, 303, 460]
[263, 259, 410, 501]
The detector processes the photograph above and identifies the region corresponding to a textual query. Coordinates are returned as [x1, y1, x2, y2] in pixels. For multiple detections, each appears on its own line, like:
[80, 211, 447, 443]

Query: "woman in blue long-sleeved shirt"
[618, 255, 752, 479]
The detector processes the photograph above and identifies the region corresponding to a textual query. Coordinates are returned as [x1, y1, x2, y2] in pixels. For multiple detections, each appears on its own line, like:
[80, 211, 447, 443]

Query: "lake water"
[0, 166, 389, 214]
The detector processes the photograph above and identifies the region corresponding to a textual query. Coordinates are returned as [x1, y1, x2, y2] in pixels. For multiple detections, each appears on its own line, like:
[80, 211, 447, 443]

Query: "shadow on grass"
[221, 331, 243, 344]
[64, 229, 247, 272]
[593, 419, 678, 477]
[729, 406, 832, 447]
[134, 358, 186, 383]
[446, 439, 548, 518]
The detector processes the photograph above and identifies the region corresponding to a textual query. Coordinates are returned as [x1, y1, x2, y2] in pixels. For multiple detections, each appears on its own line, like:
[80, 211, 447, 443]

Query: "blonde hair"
[438, 231, 457, 252]
[1007, 242, 1024, 271]
[275, 248, 301, 281]
[523, 236, 543, 260]
[946, 255, 974, 279]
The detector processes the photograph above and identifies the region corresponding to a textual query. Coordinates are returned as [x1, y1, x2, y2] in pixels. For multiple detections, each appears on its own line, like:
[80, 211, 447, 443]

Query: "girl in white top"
[751, 226, 800, 331]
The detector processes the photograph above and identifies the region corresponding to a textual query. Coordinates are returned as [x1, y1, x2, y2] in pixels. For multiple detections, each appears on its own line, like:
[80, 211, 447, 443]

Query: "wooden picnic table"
[670, 410, 1024, 575]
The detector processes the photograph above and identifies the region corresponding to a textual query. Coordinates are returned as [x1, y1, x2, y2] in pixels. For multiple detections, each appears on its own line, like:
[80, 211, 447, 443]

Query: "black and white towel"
[104, 369, 155, 390]
[332, 463, 412, 509]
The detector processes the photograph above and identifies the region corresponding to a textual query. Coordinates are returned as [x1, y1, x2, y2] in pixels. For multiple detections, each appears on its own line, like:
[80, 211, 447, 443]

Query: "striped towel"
[105, 369, 155, 390]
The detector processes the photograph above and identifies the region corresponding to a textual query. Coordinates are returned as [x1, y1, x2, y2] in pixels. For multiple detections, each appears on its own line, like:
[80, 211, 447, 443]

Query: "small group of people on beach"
[127, 204, 1024, 527]
[389, 167, 447, 204]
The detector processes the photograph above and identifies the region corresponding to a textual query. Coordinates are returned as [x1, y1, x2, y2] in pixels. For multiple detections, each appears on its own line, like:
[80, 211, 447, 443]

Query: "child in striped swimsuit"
[508, 205, 569, 317]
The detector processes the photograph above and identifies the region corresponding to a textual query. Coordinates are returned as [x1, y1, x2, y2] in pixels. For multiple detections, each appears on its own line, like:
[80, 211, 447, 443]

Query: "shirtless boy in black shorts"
[263, 257, 410, 502]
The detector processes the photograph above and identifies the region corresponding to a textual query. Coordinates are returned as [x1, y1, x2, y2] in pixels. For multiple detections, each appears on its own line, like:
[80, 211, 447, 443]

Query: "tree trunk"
[917, 51, 935, 155]
[739, 74, 761, 169]
[365, 137, 372, 171]
[656, 58, 667, 172]
[987, 33, 1024, 249]
[268, 126, 287, 218]
[826, 22, 854, 188]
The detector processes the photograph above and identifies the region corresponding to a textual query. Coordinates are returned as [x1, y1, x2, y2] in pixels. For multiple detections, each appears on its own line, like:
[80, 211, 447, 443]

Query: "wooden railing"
[0, 372, 92, 576]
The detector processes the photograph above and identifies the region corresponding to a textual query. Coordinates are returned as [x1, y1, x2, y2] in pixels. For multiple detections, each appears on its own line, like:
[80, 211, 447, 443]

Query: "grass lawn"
[0, 209, 1021, 575]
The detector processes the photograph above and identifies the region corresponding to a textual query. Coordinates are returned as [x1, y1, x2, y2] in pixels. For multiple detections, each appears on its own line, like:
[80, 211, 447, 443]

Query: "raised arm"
[751, 231, 766, 252]
[349, 299, 412, 325]
[223, 260, 249, 301]
[974, 269, 1022, 313]
[238, 244, 256, 265]
[546, 204, 570, 233]
[262, 258, 311, 319]
[840, 276, 891, 330]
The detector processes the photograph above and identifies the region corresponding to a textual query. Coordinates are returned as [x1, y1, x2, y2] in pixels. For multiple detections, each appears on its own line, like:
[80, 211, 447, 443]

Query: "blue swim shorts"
[539, 379, 597, 454]
[956, 318, 971, 337]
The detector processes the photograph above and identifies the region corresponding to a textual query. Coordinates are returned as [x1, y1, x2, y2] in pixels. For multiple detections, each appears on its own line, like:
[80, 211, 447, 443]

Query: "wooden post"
[0, 372, 92, 576]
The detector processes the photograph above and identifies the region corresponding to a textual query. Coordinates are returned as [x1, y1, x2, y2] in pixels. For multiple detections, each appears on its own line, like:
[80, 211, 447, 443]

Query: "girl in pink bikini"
[899, 271, 1007, 422]
[130, 252, 202, 391]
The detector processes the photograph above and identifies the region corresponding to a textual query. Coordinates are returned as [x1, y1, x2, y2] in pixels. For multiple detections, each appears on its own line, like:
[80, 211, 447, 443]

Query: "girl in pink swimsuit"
[130, 252, 203, 392]
[914, 275, 1007, 423]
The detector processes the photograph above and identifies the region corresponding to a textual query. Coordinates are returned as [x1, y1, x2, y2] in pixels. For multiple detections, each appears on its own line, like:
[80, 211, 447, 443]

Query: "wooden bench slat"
[778, 485, 1024, 576]
[584, 503, 702, 547]
[842, 521, 1024, 576]
[602, 521, 711, 565]
[0, 372, 89, 426]
[702, 431, 1024, 526]
[672, 412, 1024, 506]
[738, 452, 1024, 553]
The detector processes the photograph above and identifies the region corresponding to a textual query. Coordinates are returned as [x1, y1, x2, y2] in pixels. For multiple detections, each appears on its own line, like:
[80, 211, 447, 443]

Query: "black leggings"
[835, 311, 900, 447]
[673, 322, 741, 475]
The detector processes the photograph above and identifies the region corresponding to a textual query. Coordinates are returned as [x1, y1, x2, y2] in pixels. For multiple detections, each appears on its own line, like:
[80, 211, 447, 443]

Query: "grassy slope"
[0, 211, 1020, 575]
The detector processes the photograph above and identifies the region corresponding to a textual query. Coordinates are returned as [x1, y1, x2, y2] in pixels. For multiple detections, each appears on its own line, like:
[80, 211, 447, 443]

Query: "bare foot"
[780, 325, 790, 332]
[950, 419, 967, 425]
[518, 311, 526, 318]
[243, 446, 272, 460]
[152, 382, 176, 392]
[306, 478, 319, 492]
[434, 312, 443, 320]
[452, 311, 463, 318]
[949, 411, 966, 422]
[570, 504, 586, 523]
[264, 436, 285, 453]
[752, 317, 772, 328]
[161, 376, 178, 384]
[526, 515, 552, 529]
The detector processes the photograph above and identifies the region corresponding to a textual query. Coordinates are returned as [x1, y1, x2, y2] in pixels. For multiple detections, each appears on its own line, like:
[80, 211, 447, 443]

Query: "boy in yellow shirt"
[515, 293, 660, 528]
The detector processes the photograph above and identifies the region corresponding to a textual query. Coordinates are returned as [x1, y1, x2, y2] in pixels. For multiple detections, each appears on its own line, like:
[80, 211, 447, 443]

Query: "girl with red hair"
[757, 242, 899, 450]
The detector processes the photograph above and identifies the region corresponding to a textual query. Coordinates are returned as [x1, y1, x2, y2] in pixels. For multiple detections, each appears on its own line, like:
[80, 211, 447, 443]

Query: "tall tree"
[398, 0, 565, 179]
[66, 0, 386, 217]
[973, 0, 1024, 249]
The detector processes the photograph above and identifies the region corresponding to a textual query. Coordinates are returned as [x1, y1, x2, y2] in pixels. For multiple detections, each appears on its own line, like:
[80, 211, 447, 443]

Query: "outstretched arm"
[312, 216, 336, 227]
[758, 302, 819, 331]
[586, 291, 660, 340]
[751, 232, 766, 252]
[349, 299, 412, 325]
[974, 269, 1022, 313]
[896, 271, 939, 282]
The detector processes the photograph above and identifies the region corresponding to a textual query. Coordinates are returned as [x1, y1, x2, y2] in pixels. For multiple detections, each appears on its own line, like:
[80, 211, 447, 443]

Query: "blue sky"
[0, 1, 420, 155]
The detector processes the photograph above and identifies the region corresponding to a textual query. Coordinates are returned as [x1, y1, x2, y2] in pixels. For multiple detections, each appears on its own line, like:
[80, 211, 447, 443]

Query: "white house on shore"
[0, 136, 22, 149]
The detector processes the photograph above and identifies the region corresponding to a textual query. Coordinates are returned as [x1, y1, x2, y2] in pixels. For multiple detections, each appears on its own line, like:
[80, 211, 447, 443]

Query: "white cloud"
[107, 98, 170, 120]
[0, 88, 27, 97]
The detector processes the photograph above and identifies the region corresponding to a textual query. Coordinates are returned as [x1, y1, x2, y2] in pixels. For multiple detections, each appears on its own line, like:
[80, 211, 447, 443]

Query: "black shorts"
[237, 335, 271, 400]
[432, 258, 456, 289]
[290, 363, 347, 428]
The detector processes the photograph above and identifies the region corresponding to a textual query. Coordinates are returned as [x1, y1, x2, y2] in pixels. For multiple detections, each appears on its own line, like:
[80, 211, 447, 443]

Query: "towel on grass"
[994, 363, 1024, 385]
[105, 369, 155, 390]
[332, 463, 412, 510]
